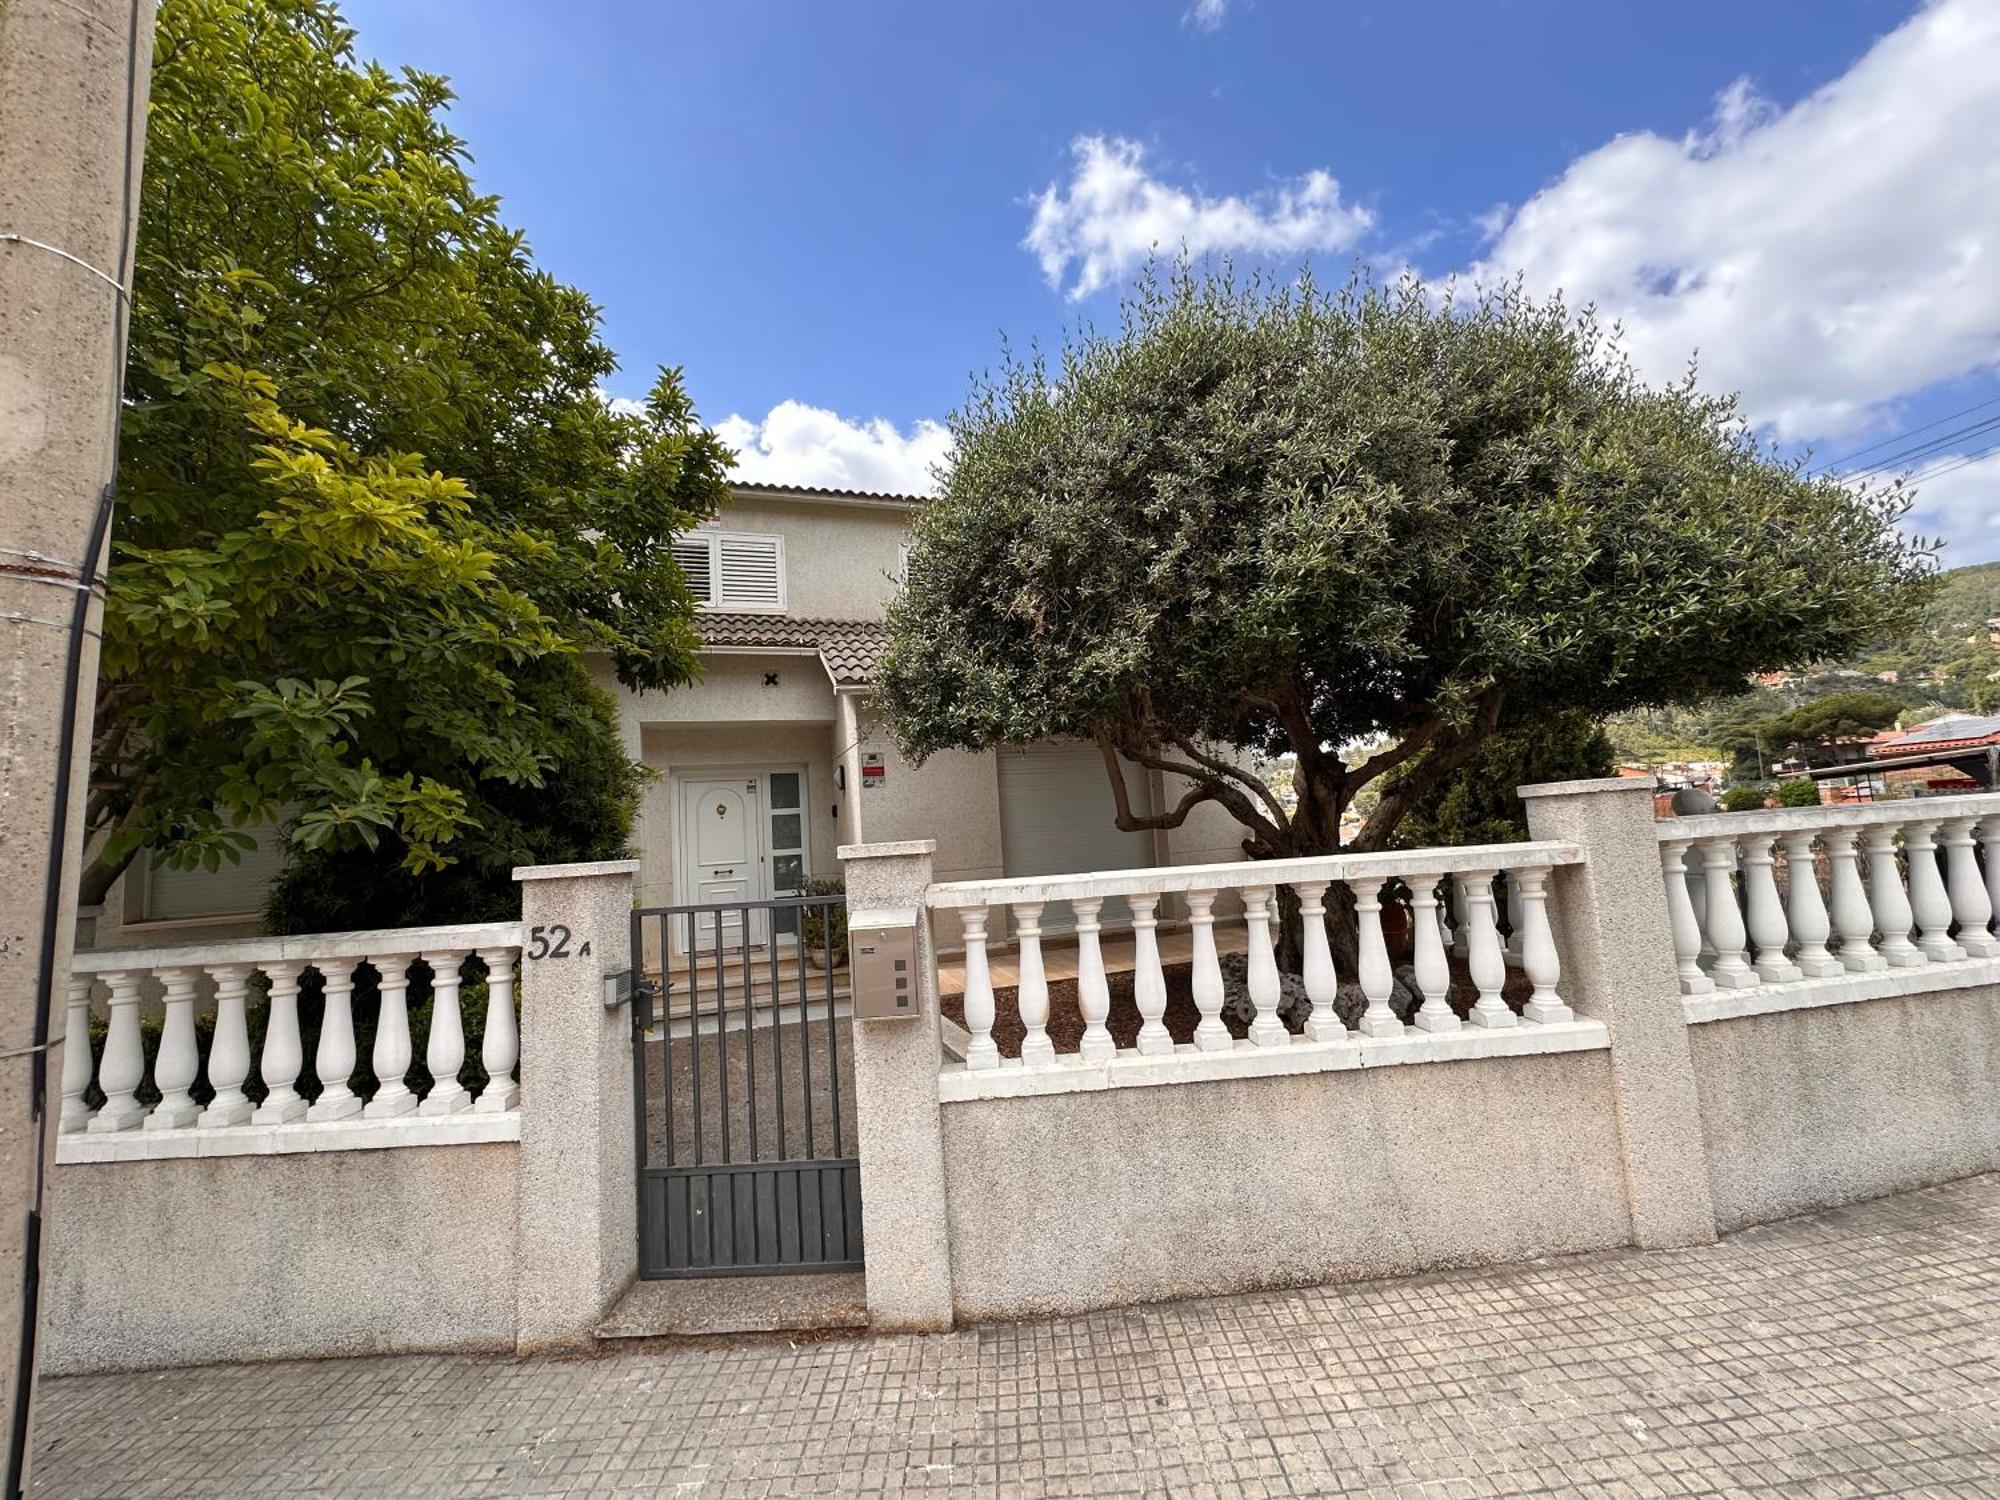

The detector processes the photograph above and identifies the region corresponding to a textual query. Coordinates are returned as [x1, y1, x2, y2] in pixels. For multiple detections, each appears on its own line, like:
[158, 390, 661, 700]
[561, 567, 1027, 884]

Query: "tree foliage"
[1773, 776, 1824, 807]
[91, 0, 729, 904]
[1392, 712, 1614, 849]
[1758, 690, 1904, 763]
[881, 269, 1932, 861]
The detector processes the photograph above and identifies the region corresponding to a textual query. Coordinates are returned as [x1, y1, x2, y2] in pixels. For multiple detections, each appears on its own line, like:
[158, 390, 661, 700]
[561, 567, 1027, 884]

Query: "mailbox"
[850, 907, 921, 1020]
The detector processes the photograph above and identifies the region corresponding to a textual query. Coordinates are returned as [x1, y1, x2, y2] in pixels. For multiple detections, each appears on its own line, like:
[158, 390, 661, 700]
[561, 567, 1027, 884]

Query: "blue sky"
[342, 0, 2000, 563]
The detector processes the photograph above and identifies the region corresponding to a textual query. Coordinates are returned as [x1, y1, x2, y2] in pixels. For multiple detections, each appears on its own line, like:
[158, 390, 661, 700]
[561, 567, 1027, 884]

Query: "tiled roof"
[1872, 713, 2000, 751]
[729, 481, 929, 505]
[698, 613, 887, 686]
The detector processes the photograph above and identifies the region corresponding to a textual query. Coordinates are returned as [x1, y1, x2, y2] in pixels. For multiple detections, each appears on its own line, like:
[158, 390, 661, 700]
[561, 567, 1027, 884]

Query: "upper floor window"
[671, 530, 787, 612]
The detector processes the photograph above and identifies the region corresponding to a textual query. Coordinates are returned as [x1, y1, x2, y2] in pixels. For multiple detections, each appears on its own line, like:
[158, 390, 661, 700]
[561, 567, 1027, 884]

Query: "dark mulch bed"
[940, 958, 1537, 1060]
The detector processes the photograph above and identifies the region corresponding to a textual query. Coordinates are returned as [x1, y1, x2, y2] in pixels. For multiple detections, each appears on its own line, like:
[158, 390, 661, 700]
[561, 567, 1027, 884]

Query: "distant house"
[1864, 712, 2000, 794]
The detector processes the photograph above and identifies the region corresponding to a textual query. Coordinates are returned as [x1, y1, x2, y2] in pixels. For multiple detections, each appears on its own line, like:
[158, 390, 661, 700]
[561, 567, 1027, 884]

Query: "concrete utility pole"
[0, 0, 155, 1492]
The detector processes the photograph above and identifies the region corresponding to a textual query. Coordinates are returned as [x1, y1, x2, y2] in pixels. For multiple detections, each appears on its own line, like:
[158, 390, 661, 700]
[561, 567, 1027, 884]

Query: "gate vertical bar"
[688, 911, 703, 1167]
[769, 933, 786, 1160]
[825, 903, 844, 1158]
[798, 917, 815, 1158]
[630, 909, 653, 1267]
[714, 908, 730, 1165]
[742, 906, 758, 1161]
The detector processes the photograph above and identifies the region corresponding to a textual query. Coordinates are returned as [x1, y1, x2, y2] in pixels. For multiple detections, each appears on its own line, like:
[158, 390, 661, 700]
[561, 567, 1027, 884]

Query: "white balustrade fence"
[1657, 793, 2000, 999]
[927, 841, 1590, 1083]
[64, 921, 524, 1151]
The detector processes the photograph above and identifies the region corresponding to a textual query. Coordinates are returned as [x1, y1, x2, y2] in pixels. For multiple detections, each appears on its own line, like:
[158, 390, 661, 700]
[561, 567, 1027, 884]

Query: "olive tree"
[880, 271, 1930, 883]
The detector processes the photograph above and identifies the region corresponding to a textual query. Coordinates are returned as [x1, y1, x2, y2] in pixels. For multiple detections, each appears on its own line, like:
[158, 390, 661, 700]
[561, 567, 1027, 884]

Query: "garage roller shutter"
[998, 743, 1155, 929]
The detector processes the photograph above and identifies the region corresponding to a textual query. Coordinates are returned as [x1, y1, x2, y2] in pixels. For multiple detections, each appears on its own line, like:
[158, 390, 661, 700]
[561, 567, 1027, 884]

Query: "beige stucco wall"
[937, 1051, 1632, 1322]
[1690, 985, 2000, 1232]
[41, 1144, 520, 1374]
[711, 495, 913, 619]
[850, 702, 1003, 887]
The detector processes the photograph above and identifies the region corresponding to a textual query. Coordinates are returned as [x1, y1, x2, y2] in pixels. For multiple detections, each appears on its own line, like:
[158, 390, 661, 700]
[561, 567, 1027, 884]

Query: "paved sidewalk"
[30, 1175, 2000, 1498]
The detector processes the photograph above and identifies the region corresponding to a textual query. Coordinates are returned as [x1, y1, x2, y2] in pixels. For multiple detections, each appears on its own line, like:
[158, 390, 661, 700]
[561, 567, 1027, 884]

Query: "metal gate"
[631, 894, 862, 1276]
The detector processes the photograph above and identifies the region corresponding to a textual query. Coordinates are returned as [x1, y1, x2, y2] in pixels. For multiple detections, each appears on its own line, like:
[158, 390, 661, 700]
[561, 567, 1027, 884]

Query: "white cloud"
[1185, 0, 1231, 32]
[1901, 450, 2000, 562]
[1464, 0, 2000, 445]
[1025, 135, 1372, 300]
[714, 400, 950, 497]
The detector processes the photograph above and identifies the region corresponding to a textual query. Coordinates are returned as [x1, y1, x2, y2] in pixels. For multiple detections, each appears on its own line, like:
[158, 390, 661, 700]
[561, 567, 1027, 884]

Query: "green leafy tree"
[87, 0, 730, 910]
[1756, 690, 1904, 765]
[1393, 712, 1615, 849]
[881, 269, 1930, 880]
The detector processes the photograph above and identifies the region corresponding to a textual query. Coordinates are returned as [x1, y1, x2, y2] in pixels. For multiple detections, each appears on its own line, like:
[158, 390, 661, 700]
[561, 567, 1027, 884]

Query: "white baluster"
[1240, 885, 1285, 1048]
[474, 947, 521, 1109]
[1012, 904, 1054, 1067]
[418, 950, 472, 1114]
[1697, 838, 1757, 988]
[1073, 899, 1115, 1062]
[251, 960, 307, 1124]
[1446, 877, 1469, 958]
[1823, 826, 1885, 972]
[147, 967, 202, 1129]
[199, 964, 255, 1128]
[1514, 867, 1572, 1023]
[364, 954, 418, 1117]
[1778, 831, 1842, 978]
[1941, 817, 1998, 958]
[1461, 871, 1517, 1027]
[1684, 845, 1712, 959]
[958, 909, 998, 1069]
[1128, 894, 1172, 1056]
[308, 961, 363, 1121]
[1349, 876, 1403, 1038]
[88, 970, 147, 1132]
[1502, 872, 1524, 966]
[1409, 877, 1458, 1032]
[1862, 825, 1925, 968]
[1659, 840, 1713, 995]
[1739, 835, 1802, 984]
[1983, 818, 2000, 939]
[59, 975, 96, 1133]
[1187, 889, 1230, 1051]
[1294, 881, 1344, 1042]
[1903, 821, 1965, 963]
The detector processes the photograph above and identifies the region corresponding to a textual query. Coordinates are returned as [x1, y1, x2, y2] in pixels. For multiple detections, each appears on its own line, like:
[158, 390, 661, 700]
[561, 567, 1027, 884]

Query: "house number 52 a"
[526, 924, 592, 961]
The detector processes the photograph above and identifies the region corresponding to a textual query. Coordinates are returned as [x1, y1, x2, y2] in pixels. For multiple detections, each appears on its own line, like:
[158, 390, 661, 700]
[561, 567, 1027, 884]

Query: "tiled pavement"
[30, 1174, 2000, 1498]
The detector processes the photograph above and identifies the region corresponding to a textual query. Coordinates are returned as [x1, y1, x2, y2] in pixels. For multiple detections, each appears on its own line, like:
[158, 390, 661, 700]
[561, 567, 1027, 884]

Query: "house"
[81, 482, 1245, 951]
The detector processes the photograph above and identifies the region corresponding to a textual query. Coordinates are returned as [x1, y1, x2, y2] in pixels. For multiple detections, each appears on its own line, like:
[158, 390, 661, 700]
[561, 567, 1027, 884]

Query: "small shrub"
[799, 877, 849, 966]
[1773, 777, 1823, 808]
[1719, 785, 1771, 812]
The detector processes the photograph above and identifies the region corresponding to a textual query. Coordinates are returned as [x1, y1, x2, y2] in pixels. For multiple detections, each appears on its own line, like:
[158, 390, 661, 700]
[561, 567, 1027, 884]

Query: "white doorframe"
[670, 765, 813, 955]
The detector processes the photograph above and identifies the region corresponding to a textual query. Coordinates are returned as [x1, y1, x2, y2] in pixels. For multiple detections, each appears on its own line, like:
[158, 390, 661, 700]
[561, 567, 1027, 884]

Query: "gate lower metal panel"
[639, 1161, 863, 1276]
[632, 897, 863, 1278]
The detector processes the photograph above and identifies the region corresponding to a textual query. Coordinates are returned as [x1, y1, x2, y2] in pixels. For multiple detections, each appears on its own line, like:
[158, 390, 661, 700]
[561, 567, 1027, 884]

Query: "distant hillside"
[1608, 561, 2000, 771]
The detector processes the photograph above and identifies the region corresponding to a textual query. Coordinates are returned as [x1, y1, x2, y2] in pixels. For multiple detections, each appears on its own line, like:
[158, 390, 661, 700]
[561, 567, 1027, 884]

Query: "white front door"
[682, 777, 765, 948]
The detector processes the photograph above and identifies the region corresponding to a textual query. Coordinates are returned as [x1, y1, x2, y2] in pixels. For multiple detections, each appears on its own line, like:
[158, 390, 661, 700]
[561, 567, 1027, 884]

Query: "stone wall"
[40, 1144, 519, 1374]
[1691, 982, 2000, 1231]
[939, 1051, 1631, 1322]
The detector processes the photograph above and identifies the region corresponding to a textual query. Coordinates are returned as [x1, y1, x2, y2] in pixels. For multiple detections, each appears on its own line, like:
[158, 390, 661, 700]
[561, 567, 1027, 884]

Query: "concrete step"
[596, 1271, 868, 1340]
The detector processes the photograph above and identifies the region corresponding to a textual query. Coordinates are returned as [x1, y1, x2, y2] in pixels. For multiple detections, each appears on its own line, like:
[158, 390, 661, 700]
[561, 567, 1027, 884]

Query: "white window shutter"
[670, 537, 714, 605]
[717, 535, 784, 609]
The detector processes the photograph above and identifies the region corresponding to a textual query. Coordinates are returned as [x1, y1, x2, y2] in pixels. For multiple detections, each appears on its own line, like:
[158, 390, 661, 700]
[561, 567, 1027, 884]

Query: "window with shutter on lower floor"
[670, 530, 786, 612]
